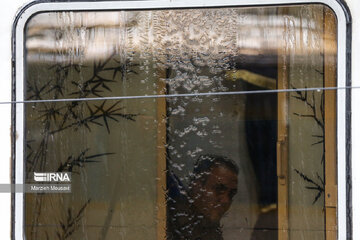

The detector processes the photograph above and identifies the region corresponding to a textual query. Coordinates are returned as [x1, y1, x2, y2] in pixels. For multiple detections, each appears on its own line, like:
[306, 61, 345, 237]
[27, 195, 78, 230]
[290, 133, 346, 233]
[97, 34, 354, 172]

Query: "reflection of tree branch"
[291, 86, 324, 131]
[57, 149, 114, 173]
[311, 139, 324, 146]
[315, 69, 324, 76]
[69, 53, 138, 98]
[50, 100, 138, 134]
[320, 90, 325, 123]
[26, 140, 35, 164]
[291, 85, 325, 165]
[37, 105, 67, 122]
[291, 85, 326, 204]
[26, 50, 139, 239]
[311, 134, 324, 146]
[46, 64, 81, 97]
[294, 169, 324, 204]
[27, 79, 52, 101]
[103, 59, 139, 80]
[55, 199, 91, 240]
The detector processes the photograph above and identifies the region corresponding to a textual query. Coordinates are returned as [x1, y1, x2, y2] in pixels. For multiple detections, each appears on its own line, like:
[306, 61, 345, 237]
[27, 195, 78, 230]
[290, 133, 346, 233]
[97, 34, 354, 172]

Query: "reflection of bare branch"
[320, 90, 325, 123]
[311, 134, 325, 146]
[46, 64, 82, 97]
[103, 59, 139, 80]
[27, 79, 52, 101]
[69, 52, 138, 98]
[26, 53, 139, 173]
[57, 149, 114, 173]
[315, 69, 324, 76]
[70, 57, 116, 97]
[294, 169, 324, 204]
[26, 49, 139, 239]
[291, 86, 324, 131]
[55, 199, 91, 240]
[37, 105, 67, 122]
[51, 100, 138, 134]
[291, 85, 326, 204]
[311, 139, 324, 146]
[291, 85, 325, 163]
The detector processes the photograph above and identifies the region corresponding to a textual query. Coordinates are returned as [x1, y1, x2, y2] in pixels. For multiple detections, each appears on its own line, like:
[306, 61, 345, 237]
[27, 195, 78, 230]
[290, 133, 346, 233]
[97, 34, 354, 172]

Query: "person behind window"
[167, 154, 239, 240]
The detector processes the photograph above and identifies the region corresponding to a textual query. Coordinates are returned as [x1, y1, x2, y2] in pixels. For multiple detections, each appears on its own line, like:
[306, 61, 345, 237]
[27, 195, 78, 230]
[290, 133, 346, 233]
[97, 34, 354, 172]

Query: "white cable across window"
[1, 86, 354, 105]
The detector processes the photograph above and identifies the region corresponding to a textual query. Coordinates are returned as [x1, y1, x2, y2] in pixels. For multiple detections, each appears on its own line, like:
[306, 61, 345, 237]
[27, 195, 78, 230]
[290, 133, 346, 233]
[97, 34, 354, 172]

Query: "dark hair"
[192, 154, 239, 182]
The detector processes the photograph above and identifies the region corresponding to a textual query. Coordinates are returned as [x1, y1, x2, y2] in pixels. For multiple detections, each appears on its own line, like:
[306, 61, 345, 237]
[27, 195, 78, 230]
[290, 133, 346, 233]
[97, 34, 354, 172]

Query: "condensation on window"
[23, 4, 337, 240]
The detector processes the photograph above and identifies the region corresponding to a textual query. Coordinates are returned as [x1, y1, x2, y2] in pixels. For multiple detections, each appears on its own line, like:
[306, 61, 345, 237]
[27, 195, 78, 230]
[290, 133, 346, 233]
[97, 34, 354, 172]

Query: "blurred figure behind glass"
[167, 155, 239, 240]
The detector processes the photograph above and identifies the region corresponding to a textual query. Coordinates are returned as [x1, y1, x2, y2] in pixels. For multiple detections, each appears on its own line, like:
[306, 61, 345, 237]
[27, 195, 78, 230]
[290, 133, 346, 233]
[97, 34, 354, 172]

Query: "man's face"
[192, 165, 238, 223]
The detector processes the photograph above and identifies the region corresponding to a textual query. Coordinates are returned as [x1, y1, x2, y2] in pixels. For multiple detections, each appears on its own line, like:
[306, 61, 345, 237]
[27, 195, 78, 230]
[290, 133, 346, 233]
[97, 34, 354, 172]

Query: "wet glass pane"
[23, 4, 337, 240]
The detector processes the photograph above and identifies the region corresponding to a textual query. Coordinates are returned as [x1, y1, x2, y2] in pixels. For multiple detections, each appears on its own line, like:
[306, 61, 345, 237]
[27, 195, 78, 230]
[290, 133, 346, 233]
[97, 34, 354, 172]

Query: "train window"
[13, 1, 349, 240]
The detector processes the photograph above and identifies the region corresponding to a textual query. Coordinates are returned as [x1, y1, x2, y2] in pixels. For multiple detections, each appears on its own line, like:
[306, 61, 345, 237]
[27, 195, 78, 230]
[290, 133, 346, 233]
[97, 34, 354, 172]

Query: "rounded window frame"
[12, 0, 351, 239]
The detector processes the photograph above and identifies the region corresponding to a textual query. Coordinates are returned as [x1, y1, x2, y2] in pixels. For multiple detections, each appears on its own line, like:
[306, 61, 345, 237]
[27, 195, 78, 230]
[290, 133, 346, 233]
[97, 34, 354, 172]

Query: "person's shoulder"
[167, 170, 188, 200]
